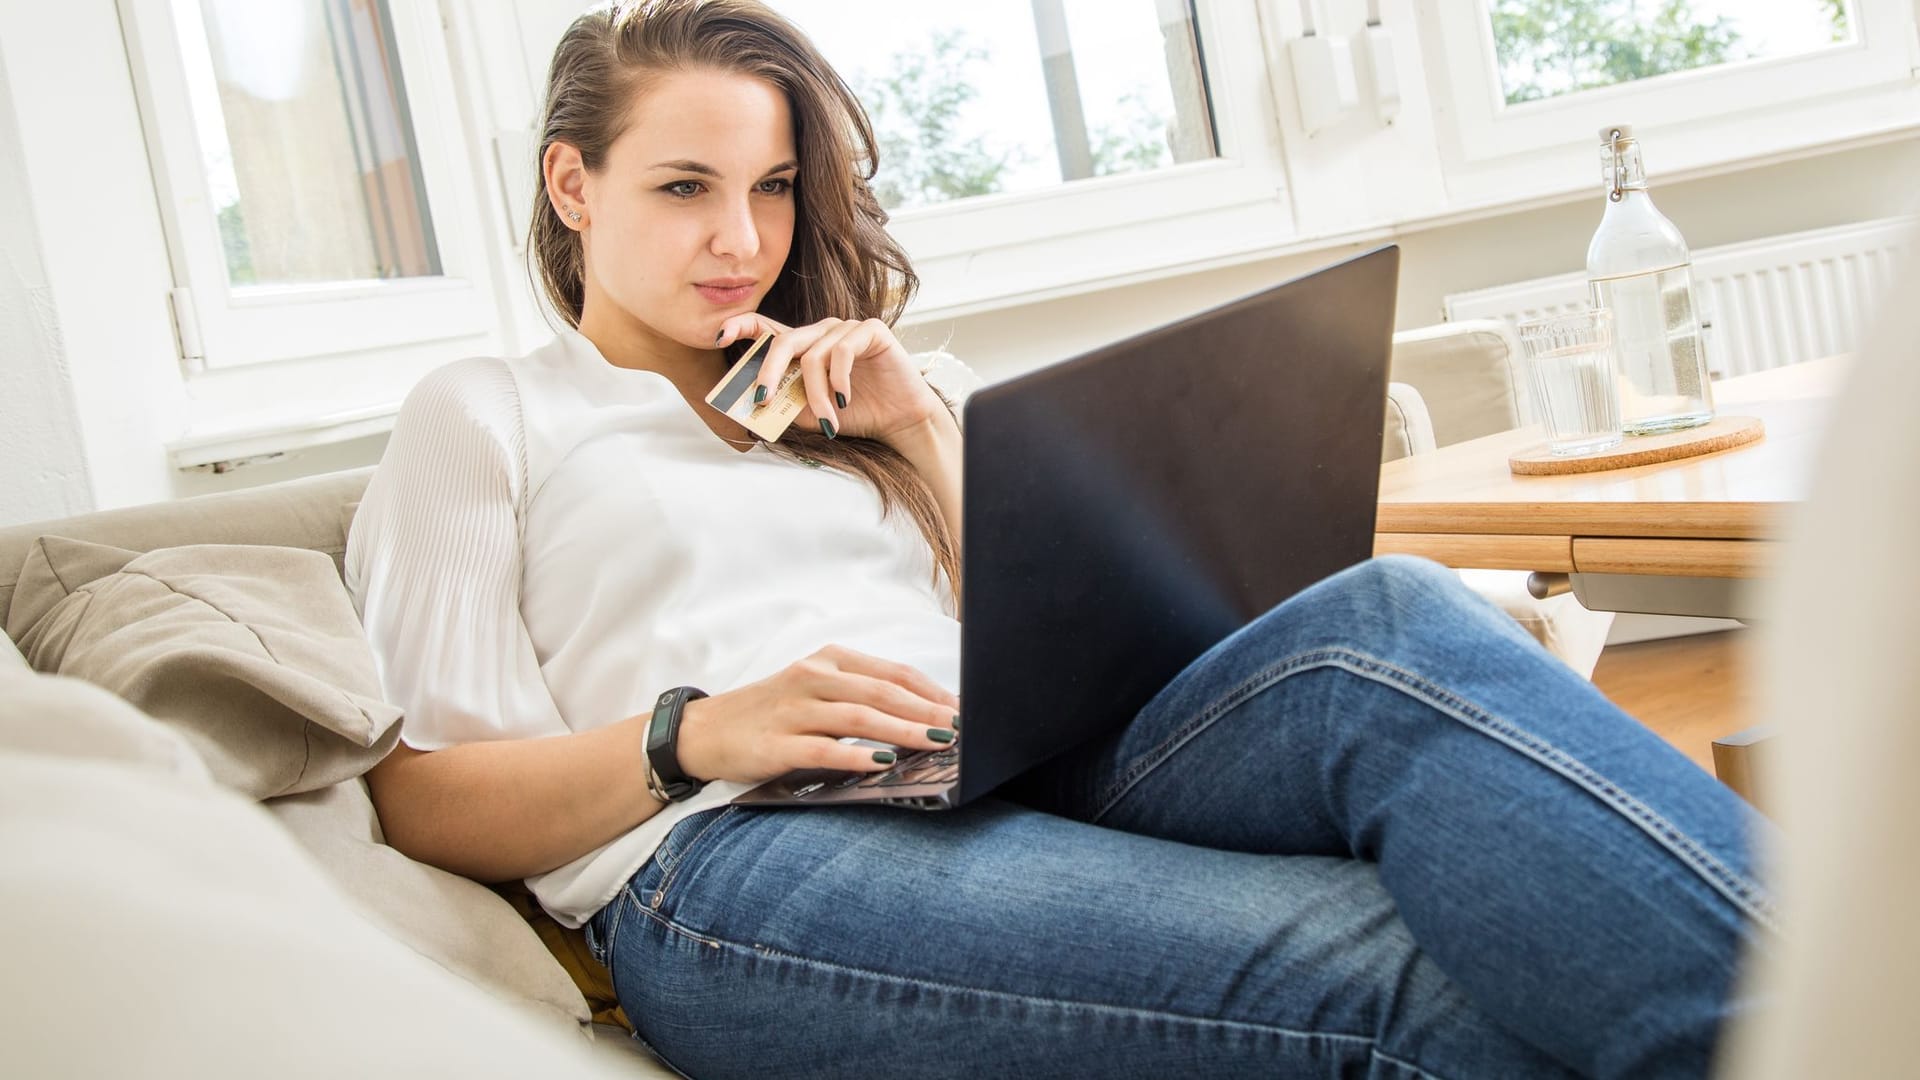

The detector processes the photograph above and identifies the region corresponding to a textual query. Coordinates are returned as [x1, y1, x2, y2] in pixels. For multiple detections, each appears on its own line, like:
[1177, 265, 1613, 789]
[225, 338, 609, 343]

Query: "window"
[769, 0, 1217, 211]
[1420, 0, 1919, 201]
[759, 1, 1294, 318]
[122, 0, 494, 371]
[183, 0, 441, 286]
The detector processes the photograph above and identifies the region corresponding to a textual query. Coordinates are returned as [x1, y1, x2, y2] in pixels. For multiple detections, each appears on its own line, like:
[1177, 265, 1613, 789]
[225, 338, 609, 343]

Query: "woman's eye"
[664, 181, 702, 198]
[757, 177, 793, 195]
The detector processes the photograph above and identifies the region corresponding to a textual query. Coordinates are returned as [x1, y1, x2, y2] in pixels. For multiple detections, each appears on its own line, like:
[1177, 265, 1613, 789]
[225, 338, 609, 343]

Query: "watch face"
[646, 699, 674, 752]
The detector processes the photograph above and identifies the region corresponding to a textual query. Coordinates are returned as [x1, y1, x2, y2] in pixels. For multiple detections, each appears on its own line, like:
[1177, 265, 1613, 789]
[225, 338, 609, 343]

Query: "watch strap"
[646, 686, 709, 802]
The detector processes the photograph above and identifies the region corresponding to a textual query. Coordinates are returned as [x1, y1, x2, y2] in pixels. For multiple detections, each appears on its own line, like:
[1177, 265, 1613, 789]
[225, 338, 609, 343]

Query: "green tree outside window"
[1490, 0, 1850, 106]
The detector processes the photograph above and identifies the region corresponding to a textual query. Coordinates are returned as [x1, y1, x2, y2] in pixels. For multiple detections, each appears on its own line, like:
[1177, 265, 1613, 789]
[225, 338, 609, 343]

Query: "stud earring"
[564, 206, 583, 223]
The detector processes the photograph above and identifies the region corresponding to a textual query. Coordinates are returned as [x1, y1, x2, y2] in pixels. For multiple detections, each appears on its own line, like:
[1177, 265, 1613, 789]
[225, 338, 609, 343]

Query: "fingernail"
[927, 728, 954, 744]
[754, 386, 768, 405]
[872, 750, 896, 764]
[820, 418, 836, 439]
[834, 391, 847, 409]
[951, 716, 961, 731]
[715, 329, 725, 344]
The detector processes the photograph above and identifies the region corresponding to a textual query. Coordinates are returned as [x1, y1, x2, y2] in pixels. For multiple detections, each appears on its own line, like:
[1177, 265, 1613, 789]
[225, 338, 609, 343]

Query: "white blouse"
[346, 330, 959, 927]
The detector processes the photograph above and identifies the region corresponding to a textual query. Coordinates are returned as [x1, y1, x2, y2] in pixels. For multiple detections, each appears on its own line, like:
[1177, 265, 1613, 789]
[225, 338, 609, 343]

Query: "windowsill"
[168, 403, 402, 472]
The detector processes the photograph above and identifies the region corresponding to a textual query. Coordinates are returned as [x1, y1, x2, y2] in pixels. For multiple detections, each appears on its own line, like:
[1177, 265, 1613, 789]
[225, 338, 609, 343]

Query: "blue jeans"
[587, 557, 1775, 1079]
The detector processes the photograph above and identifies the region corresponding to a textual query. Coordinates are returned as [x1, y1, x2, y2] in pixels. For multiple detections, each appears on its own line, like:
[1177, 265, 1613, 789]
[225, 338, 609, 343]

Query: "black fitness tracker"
[645, 685, 709, 802]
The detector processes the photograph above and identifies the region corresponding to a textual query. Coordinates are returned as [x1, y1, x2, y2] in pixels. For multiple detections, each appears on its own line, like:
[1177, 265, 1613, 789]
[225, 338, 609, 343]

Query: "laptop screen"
[955, 246, 1401, 802]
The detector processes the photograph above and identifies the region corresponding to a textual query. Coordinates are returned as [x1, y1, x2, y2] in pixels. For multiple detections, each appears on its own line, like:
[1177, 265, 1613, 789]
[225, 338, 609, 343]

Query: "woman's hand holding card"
[714, 314, 950, 447]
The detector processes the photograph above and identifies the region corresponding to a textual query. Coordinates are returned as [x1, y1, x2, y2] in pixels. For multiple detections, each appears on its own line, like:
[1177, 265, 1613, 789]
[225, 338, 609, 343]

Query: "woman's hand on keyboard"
[673, 644, 959, 785]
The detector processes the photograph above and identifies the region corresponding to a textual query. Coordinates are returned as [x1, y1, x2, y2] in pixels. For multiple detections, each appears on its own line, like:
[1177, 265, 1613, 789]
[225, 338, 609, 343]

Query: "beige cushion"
[1390, 320, 1528, 448]
[8, 538, 400, 800]
[0, 628, 23, 674]
[0, 749, 646, 1079]
[0, 663, 211, 780]
[0, 647, 591, 1032]
[268, 779, 591, 1028]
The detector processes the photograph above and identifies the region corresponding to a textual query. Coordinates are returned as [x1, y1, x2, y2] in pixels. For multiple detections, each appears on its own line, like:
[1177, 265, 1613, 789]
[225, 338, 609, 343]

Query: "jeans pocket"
[653, 807, 740, 887]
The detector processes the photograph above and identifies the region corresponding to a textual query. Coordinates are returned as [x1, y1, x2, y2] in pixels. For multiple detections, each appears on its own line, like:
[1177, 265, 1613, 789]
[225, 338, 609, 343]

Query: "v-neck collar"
[560, 330, 765, 457]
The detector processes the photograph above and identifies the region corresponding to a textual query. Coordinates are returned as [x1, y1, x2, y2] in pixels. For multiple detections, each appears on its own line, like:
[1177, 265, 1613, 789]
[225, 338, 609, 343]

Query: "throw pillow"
[7, 537, 401, 799]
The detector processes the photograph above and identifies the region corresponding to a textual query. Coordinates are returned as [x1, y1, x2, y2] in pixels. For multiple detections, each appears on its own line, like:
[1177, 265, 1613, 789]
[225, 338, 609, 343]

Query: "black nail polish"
[820, 418, 836, 439]
[927, 728, 955, 744]
[715, 329, 725, 343]
[754, 386, 768, 405]
[834, 391, 847, 409]
[872, 750, 896, 764]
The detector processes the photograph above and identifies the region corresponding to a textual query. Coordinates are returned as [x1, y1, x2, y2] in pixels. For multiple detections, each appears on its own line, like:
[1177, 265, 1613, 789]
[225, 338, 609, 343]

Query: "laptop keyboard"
[792, 745, 960, 798]
[870, 745, 960, 787]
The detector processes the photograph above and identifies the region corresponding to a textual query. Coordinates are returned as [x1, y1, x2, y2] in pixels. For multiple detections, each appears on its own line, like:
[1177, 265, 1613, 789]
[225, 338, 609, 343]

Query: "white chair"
[1385, 320, 1615, 678]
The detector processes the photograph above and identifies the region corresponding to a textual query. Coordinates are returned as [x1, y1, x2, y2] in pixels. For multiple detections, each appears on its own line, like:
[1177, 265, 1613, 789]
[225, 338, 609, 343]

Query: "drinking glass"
[1515, 309, 1623, 456]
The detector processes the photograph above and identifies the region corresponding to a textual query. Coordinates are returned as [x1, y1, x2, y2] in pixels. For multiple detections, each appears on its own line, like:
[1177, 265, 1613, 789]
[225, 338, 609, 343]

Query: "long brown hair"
[530, 0, 958, 596]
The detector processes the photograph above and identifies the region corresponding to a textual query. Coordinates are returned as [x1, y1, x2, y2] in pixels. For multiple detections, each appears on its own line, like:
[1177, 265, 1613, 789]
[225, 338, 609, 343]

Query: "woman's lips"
[694, 281, 755, 305]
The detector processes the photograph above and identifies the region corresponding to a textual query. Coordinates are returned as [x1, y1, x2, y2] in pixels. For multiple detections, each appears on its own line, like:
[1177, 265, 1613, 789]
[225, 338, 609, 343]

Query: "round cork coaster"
[1508, 415, 1765, 476]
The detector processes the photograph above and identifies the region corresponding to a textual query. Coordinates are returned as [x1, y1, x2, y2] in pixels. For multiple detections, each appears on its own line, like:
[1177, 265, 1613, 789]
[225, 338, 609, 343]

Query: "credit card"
[704, 332, 809, 442]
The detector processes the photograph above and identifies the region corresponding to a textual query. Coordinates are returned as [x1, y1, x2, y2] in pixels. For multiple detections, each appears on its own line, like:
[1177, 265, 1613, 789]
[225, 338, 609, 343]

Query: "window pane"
[176, 0, 440, 287]
[1489, 0, 1854, 106]
[768, 0, 1217, 211]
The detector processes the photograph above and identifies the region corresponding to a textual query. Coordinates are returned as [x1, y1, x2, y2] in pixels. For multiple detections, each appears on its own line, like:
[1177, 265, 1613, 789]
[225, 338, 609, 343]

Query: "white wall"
[1, 1, 1915, 526]
[0, 45, 92, 523]
[1, 1, 191, 522]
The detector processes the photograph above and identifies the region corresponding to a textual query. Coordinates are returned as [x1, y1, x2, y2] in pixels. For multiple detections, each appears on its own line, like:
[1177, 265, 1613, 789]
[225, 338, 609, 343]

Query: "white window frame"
[1417, 0, 1920, 205]
[119, 0, 496, 372]
[884, 0, 1299, 321]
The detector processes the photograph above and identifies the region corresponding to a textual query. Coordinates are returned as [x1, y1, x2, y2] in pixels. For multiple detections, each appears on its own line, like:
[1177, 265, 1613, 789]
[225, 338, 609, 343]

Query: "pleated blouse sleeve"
[345, 358, 570, 750]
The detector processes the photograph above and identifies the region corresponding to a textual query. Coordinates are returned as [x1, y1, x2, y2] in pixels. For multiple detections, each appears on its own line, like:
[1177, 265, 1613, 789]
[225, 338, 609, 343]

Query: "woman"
[346, 3, 1774, 1076]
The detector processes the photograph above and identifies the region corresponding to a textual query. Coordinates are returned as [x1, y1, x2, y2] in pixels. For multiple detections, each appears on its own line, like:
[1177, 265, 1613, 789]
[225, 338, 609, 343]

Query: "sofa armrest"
[1382, 381, 1437, 463]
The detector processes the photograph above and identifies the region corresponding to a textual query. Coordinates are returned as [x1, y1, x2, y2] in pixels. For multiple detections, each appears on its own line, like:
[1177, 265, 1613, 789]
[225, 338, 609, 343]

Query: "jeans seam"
[710, 936, 1394, 1056]
[1093, 646, 1779, 933]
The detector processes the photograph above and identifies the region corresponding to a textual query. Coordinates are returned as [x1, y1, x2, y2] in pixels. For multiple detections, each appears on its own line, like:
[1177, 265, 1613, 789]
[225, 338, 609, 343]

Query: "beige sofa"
[0, 337, 1601, 1077]
[0, 470, 675, 1078]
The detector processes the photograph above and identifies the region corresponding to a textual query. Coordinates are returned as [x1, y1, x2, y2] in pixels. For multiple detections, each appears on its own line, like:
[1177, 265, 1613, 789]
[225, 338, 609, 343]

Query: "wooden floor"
[1589, 630, 1755, 776]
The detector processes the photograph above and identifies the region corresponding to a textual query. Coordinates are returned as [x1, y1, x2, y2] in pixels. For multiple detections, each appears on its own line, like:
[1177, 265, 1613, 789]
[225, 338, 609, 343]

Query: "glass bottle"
[1585, 124, 1714, 434]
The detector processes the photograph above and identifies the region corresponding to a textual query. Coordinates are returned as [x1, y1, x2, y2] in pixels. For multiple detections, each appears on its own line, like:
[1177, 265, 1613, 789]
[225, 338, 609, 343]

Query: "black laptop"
[734, 245, 1400, 809]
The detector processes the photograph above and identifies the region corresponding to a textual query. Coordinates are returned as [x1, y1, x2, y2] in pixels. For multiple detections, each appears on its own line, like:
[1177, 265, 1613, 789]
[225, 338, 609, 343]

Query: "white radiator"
[1443, 216, 1914, 378]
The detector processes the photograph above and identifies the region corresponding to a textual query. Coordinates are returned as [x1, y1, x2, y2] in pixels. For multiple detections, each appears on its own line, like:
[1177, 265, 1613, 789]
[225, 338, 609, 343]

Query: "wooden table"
[1374, 355, 1845, 617]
